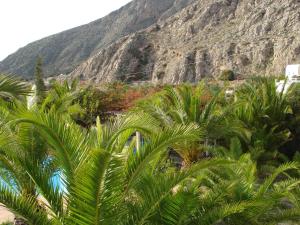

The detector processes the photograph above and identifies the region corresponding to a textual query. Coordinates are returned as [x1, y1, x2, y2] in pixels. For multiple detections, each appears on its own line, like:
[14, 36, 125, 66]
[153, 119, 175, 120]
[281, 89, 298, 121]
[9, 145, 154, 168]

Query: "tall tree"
[34, 57, 46, 104]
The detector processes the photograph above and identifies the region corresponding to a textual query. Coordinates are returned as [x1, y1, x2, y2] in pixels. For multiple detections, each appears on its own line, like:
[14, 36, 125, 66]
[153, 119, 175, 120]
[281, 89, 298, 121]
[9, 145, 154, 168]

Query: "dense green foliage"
[136, 78, 300, 167]
[0, 76, 299, 225]
[74, 82, 161, 126]
[41, 79, 83, 116]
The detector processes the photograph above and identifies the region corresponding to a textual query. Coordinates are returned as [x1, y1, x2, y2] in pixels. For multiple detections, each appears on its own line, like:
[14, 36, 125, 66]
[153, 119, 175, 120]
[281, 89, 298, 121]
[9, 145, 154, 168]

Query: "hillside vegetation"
[0, 74, 299, 224]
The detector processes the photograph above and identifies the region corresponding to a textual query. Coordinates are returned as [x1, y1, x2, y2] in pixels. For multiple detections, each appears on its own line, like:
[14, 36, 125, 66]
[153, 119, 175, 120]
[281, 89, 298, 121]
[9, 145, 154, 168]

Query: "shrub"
[74, 84, 162, 126]
[220, 69, 235, 81]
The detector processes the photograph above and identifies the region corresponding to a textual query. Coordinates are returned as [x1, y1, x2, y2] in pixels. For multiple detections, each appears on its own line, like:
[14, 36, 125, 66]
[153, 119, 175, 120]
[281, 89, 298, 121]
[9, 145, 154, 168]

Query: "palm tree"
[212, 157, 299, 224]
[0, 76, 35, 225]
[204, 138, 300, 224]
[0, 107, 54, 225]
[135, 83, 246, 165]
[40, 79, 83, 117]
[234, 77, 294, 164]
[280, 82, 300, 159]
[0, 111, 299, 225]
[0, 76, 80, 225]
[0, 111, 200, 224]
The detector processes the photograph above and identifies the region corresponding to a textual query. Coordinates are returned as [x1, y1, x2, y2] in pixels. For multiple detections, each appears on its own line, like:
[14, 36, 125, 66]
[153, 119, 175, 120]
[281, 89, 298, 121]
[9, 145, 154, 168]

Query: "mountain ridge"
[69, 0, 300, 84]
[0, 0, 196, 79]
[1, 0, 300, 83]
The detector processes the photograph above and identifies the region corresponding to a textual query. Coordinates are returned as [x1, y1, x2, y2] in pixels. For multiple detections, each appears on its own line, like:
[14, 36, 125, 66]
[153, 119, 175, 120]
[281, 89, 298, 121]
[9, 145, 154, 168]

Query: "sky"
[0, 0, 132, 61]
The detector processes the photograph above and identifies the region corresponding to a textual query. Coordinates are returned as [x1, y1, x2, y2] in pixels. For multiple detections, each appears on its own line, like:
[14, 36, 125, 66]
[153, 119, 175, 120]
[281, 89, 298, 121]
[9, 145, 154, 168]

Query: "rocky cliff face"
[1, 0, 299, 83]
[0, 0, 196, 78]
[70, 0, 300, 84]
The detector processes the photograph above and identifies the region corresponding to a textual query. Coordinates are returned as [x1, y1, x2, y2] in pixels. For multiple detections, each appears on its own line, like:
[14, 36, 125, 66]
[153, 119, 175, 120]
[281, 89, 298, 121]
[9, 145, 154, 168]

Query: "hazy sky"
[0, 0, 132, 60]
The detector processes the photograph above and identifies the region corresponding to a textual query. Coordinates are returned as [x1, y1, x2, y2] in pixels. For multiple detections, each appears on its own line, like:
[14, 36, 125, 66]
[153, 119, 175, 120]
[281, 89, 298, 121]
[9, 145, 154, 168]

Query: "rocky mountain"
[70, 0, 300, 84]
[1, 0, 300, 83]
[0, 0, 196, 78]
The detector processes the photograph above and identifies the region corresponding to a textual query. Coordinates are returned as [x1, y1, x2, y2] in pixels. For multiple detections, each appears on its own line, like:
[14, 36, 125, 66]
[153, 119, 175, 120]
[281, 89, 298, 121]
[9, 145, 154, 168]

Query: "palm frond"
[257, 162, 299, 197]
[0, 184, 53, 225]
[0, 75, 31, 99]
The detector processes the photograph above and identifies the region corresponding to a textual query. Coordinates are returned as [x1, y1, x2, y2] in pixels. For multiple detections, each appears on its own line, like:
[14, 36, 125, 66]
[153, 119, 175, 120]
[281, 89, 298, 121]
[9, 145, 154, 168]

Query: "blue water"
[51, 172, 65, 191]
[0, 173, 64, 192]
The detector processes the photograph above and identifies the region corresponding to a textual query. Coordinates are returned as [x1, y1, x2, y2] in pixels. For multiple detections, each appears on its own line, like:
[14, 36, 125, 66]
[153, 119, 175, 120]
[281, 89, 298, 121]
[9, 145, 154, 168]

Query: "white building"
[285, 64, 300, 81]
[276, 64, 300, 93]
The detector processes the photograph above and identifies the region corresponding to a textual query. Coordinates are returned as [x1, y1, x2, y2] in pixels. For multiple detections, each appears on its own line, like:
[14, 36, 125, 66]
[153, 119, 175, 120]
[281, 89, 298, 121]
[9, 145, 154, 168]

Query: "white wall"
[286, 64, 300, 79]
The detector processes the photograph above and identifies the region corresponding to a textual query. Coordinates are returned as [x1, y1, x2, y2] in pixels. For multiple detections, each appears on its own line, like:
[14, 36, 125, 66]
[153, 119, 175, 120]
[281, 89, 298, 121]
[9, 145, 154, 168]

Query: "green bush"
[220, 69, 235, 81]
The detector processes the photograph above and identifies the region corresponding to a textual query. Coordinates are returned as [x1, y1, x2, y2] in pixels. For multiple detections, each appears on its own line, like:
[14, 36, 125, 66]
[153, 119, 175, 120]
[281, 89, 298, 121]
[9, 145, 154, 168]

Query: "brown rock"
[69, 0, 300, 84]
